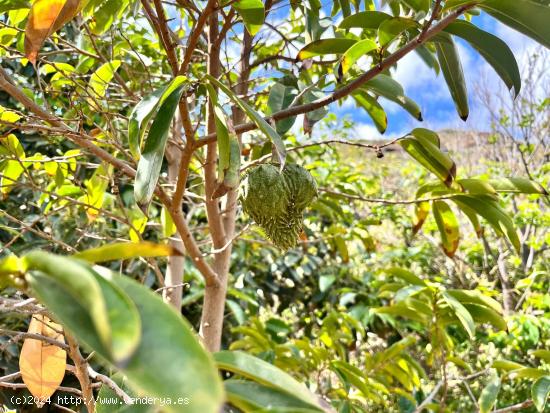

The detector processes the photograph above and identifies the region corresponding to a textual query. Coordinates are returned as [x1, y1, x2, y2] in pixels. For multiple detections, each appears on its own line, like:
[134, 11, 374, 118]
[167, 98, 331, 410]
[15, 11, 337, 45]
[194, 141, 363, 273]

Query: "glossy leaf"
[480, 0, 550, 49]
[442, 0, 486, 12]
[297, 38, 357, 60]
[479, 375, 501, 413]
[447, 289, 503, 314]
[207, 75, 286, 167]
[266, 83, 297, 134]
[233, 0, 265, 36]
[224, 380, 324, 413]
[433, 200, 460, 257]
[378, 17, 418, 46]
[453, 195, 520, 253]
[25, 253, 141, 363]
[442, 291, 475, 338]
[74, 242, 182, 263]
[363, 75, 422, 120]
[435, 33, 469, 120]
[89, 60, 121, 98]
[444, 20, 521, 96]
[352, 91, 387, 133]
[532, 376, 550, 412]
[338, 10, 391, 30]
[134, 81, 186, 207]
[215, 351, 321, 409]
[488, 178, 548, 194]
[399, 134, 456, 186]
[341, 38, 378, 74]
[24, 0, 80, 64]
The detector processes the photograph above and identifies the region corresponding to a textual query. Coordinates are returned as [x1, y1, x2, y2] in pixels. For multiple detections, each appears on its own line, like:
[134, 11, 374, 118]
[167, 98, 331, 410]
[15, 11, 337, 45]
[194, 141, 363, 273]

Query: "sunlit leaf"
[338, 10, 391, 30]
[479, 374, 501, 413]
[89, 60, 121, 98]
[532, 376, 550, 412]
[433, 200, 460, 257]
[341, 38, 378, 75]
[442, 291, 475, 338]
[233, 0, 265, 36]
[297, 38, 357, 60]
[352, 90, 387, 133]
[74, 242, 182, 263]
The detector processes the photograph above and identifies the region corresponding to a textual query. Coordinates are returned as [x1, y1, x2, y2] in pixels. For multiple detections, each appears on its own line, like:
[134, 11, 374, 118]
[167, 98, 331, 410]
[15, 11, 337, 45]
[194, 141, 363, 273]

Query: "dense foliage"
[0, 0, 548, 412]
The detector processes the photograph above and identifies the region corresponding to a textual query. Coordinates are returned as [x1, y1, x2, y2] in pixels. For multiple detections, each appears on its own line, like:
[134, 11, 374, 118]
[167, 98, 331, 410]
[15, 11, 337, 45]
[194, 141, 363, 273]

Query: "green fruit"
[241, 163, 317, 249]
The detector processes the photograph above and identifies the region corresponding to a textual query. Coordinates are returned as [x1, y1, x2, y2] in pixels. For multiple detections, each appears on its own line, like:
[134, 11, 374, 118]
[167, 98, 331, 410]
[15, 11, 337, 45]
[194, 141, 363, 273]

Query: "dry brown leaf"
[19, 314, 67, 407]
[24, 0, 80, 65]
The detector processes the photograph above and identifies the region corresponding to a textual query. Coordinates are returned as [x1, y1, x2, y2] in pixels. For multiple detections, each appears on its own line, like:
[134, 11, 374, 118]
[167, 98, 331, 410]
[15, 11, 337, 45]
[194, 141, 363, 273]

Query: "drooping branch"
[198, 3, 478, 144]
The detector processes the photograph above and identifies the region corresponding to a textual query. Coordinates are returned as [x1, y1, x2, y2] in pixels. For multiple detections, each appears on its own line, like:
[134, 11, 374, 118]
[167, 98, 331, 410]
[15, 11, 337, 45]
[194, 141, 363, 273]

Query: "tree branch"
[198, 3, 477, 145]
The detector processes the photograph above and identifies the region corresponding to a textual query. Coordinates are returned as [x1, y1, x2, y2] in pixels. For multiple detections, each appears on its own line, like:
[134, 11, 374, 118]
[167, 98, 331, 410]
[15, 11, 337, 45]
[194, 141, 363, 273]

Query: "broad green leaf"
[488, 178, 548, 194]
[479, 375, 501, 413]
[433, 200, 460, 257]
[297, 38, 357, 60]
[411, 127, 440, 147]
[341, 39, 377, 74]
[378, 17, 418, 46]
[458, 178, 498, 196]
[0, 160, 25, 195]
[266, 83, 297, 134]
[447, 289, 503, 314]
[233, 0, 265, 36]
[363, 75, 422, 120]
[444, 20, 521, 96]
[492, 359, 525, 372]
[480, 0, 550, 49]
[435, 33, 469, 120]
[352, 91, 387, 133]
[86, 0, 130, 35]
[338, 10, 392, 29]
[377, 336, 416, 363]
[215, 351, 321, 409]
[442, 291, 475, 338]
[510, 368, 549, 380]
[207, 75, 286, 167]
[74, 242, 182, 263]
[384, 267, 426, 286]
[456, 202, 483, 237]
[128, 85, 168, 160]
[453, 195, 520, 252]
[463, 303, 507, 331]
[398, 135, 456, 186]
[442, 0, 486, 12]
[134, 81, 186, 207]
[531, 350, 550, 363]
[401, 0, 430, 12]
[532, 376, 550, 412]
[0, 0, 29, 13]
[89, 60, 121, 98]
[224, 380, 323, 413]
[416, 44, 440, 74]
[110, 272, 224, 413]
[24, 253, 141, 363]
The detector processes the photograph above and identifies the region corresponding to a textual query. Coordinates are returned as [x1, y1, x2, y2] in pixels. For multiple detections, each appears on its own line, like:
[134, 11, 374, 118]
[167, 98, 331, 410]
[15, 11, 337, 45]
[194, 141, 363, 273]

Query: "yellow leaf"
[24, 0, 80, 64]
[19, 315, 67, 406]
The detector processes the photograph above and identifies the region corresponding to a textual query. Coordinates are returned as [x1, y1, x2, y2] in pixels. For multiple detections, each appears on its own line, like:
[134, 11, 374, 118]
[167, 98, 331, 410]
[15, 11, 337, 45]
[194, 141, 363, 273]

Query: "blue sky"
[252, 1, 543, 140]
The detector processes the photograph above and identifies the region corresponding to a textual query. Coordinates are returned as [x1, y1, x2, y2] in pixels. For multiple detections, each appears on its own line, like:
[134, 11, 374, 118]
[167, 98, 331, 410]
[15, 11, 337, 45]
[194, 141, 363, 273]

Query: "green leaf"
[531, 350, 550, 363]
[233, 0, 265, 36]
[445, 20, 521, 96]
[338, 10, 392, 30]
[492, 359, 525, 372]
[215, 351, 321, 409]
[463, 303, 507, 331]
[85, 0, 130, 35]
[458, 178, 498, 196]
[24, 252, 141, 363]
[488, 178, 548, 194]
[442, 291, 475, 338]
[134, 80, 186, 207]
[89, 60, 121, 98]
[401, 0, 430, 12]
[444, 20, 521, 96]
[384, 267, 427, 286]
[378, 17, 418, 46]
[447, 289, 503, 314]
[434, 33, 469, 120]
[453, 195, 520, 253]
[442, 0, 485, 12]
[456, 202, 483, 237]
[341, 38, 378, 74]
[363, 74, 422, 120]
[479, 375, 501, 413]
[0, 0, 29, 12]
[511, 368, 549, 380]
[224, 380, 323, 413]
[433, 200, 460, 257]
[398, 134, 456, 186]
[111, 272, 224, 413]
[297, 38, 357, 60]
[74, 242, 182, 263]
[532, 376, 550, 412]
[207, 75, 286, 167]
[352, 91, 387, 133]
[480, 0, 550, 49]
[266, 83, 297, 134]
